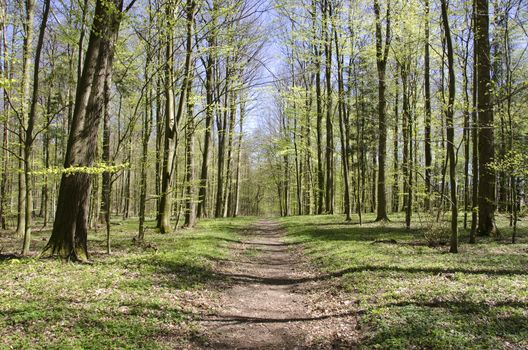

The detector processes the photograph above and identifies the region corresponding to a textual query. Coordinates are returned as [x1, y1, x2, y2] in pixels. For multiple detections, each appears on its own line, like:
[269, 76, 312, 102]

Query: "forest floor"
[280, 214, 528, 349]
[1, 214, 528, 349]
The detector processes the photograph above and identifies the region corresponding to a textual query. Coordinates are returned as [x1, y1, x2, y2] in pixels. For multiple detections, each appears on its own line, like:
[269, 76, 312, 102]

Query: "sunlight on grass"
[0, 217, 255, 349]
[280, 214, 528, 350]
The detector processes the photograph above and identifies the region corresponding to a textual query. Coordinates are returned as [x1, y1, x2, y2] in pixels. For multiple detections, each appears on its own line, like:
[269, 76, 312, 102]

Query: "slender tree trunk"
[312, 0, 324, 215]
[374, 0, 390, 222]
[22, 0, 50, 254]
[233, 100, 245, 218]
[138, 51, 152, 241]
[470, 42, 479, 243]
[158, 0, 177, 233]
[462, 27, 471, 230]
[215, 65, 229, 218]
[183, 1, 197, 228]
[441, 0, 458, 253]
[17, 0, 37, 240]
[335, 28, 351, 221]
[401, 63, 412, 229]
[197, 55, 214, 218]
[323, 0, 334, 214]
[0, 23, 10, 230]
[424, 0, 433, 212]
[392, 75, 400, 212]
[223, 89, 236, 218]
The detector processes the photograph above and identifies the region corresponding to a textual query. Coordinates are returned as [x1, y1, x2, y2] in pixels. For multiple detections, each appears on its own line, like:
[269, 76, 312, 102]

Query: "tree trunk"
[158, 0, 177, 233]
[22, 0, 50, 254]
[392, 74, 400, 212]
[424, 0, 433, 212]
[42, 0, 123, 262]
[323, 0, 334, 215]
[441, 0, 458, 253]
[374, 0, 390, 222]
[0, 23, 10, 230]
[138, 48, 153, 241]
[475, 0, 496, 236]
[233, 100, 245, 218]
[312, 0, 325, 215]
[197, 52, 214, 218]
[335, 27, 351, 221]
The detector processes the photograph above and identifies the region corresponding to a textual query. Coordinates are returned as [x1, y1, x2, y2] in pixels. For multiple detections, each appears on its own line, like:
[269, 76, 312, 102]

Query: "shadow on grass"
[289, 226, 422, 243]
[202, 310, 363, 325]
[0, 253, 22, 261]
[364, 299, 528, 349]
[2, 299, 191, 349]
[214, 263, 528, 287]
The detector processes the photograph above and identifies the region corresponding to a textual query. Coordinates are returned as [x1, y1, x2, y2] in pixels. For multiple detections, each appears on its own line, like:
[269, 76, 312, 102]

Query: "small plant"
[423, 222, 450, 247]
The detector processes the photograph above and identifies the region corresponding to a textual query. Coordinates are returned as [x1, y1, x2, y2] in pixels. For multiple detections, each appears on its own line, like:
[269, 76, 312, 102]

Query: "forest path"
[191, 219, 358, 349]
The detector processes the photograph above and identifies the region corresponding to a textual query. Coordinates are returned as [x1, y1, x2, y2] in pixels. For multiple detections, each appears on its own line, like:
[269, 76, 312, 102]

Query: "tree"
[158, 0, 177, 233]
[441, 0, 458, 253]
[374, 0, 390, 222]
[475, 0, 496, 236]
[423, 0, 433, 211]
[42, 0, 125, 261]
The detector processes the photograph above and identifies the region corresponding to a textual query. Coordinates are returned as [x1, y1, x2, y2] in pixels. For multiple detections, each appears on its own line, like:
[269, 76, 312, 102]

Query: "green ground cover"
[280, 214, 528, 350]
[0, 217, 254, 349]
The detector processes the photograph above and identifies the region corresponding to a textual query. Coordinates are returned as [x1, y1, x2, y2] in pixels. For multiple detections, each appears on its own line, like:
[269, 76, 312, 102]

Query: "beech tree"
[42, 0, 126, 261]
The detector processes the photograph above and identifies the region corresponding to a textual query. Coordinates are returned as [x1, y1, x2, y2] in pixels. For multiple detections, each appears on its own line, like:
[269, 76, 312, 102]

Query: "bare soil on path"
[190, 219, 359, 349]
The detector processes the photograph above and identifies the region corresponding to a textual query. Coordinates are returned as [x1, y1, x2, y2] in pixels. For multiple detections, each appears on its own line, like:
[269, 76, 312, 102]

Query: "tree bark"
[475, 0, 496, 236]
[424, 0, 433, 212]
[42, 0, 123, 261]
[441, 0, 458, 253]
[183, 0, 197, 228]
[158, 0, 177, 233]
[323, 0, 334, 214]
[374, 0, 390, 222]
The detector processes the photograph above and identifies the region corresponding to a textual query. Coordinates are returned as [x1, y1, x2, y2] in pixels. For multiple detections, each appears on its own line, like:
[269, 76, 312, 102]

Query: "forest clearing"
[1, 0, 527, 348]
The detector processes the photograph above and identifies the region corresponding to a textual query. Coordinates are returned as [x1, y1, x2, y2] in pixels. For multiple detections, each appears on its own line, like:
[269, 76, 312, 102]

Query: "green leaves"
[29, 162, 129, 176]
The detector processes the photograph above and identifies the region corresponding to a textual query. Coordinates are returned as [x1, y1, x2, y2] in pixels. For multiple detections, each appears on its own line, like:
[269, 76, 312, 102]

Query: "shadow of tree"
[201, 310, 364, 325]
[364, 299, 528, 348]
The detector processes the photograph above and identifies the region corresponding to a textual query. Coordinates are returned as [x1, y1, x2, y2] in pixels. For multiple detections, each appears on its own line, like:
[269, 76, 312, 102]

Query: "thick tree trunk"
[42, 0, 123, 262]
[475, 0, 496, 236]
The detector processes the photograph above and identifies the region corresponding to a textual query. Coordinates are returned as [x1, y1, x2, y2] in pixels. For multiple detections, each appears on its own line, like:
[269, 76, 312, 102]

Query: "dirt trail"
[191, 219, 358, 349]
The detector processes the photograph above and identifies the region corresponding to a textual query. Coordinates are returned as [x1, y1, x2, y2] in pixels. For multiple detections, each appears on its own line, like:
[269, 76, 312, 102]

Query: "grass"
[0, 217, 255, 350]
[279, 213, 528, 350]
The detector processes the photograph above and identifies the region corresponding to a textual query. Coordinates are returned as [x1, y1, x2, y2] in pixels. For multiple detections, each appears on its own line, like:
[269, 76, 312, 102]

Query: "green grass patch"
[279, 213, 528, 350]
[0, 217, 255, 349]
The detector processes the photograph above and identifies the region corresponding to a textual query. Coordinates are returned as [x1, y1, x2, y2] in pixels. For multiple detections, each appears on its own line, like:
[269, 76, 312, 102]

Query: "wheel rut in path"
[192, 219, 358, 349]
